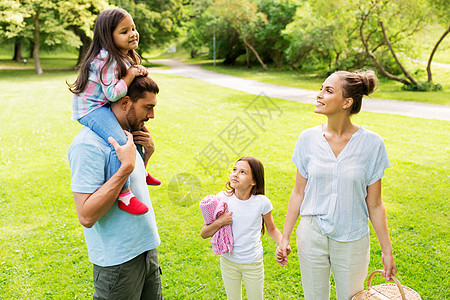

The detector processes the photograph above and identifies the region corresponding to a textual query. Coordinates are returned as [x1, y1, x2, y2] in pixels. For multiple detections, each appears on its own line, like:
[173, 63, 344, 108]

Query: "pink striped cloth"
[199, 195, 233, 257]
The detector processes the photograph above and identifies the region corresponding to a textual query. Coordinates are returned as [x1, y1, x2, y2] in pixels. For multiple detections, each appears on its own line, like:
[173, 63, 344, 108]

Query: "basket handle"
[367, 270, 406, 300]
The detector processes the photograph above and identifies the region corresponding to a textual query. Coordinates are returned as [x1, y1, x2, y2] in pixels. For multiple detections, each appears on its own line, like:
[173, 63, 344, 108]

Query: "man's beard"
[126, 104, 143, 131]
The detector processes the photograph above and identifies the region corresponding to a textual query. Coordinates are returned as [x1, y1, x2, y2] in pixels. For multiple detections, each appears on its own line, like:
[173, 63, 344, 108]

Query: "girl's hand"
[200, 212, 232, 239]
[216, 212, 233, 227]
[126, 66, 142, 78]
[381, 252, 397, 281]
[134, 65, 148, 76]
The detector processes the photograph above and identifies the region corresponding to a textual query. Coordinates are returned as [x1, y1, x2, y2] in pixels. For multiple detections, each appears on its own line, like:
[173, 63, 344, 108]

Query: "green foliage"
[283, 0, 360, 70]
[182, 0, 297, 66]
[0, 0, 25, 39]
[210, 0, 269, 64]
[58, 0, 110, 40]
[181, 0, 214, 58]
[0, 69, 448, 299]
[253, 0, 298, 67]
[111, 0, 186, 54]
[8, 0, 87, 49]
[281, 0, 448, 86]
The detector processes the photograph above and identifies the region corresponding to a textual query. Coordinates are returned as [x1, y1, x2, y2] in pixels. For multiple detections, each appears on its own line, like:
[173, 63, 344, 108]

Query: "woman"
[276, 70, 396, 300]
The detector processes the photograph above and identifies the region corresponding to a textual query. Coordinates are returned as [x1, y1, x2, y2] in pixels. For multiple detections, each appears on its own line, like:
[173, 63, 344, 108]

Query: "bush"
[401, 81, 443, 91]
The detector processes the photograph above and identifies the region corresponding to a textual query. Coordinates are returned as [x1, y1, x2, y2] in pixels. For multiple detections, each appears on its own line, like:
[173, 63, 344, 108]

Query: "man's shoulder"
[69, 127, 109, 157]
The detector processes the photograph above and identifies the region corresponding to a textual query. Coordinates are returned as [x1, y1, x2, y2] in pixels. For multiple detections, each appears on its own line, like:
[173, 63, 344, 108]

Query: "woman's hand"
[381, 252, 397, 281]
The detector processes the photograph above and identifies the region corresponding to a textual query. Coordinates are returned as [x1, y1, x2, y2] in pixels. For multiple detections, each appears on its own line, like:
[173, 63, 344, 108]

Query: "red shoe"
[118, 195, 149, 215]
[146, 172, 161, 185]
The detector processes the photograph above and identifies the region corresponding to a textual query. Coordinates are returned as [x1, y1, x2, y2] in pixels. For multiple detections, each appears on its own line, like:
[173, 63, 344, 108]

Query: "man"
[68, 76, 163, 299]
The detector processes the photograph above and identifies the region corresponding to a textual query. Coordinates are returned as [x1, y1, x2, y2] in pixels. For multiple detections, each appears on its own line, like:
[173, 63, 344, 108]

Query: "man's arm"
[73, 131, 136, 228]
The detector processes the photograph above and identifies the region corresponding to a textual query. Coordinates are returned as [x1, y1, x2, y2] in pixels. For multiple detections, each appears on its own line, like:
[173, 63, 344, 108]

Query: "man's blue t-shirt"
[68, 126, 160, 267]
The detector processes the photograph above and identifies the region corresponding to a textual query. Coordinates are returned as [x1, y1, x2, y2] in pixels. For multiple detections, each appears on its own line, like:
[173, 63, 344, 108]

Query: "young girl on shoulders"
[68, 8, 160, 216]
[201, 157, 289, 300]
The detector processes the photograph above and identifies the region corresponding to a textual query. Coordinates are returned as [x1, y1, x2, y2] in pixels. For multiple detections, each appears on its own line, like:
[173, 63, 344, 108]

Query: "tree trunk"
[359, 14, 411, 86]
[242, 36, 268, 71]
[427, 25, 450, 83]
[74, 27, 92, 69]
[33, 14, 43, 75]
[190, 49, 197, 59]
[223, 47, 245, 65]
[380, 22, 418, 86]
[334, 51, 340, 70]
[13, 39, 23, 61]
[245, 45, 251, 68]
[29, 40, 34, 58]
[273, 50, 283, 68]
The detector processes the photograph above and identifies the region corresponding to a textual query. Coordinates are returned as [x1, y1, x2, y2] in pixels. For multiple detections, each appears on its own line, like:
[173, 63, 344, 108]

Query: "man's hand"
[132, 125, 155, 156]
[108, 131, 136, 173]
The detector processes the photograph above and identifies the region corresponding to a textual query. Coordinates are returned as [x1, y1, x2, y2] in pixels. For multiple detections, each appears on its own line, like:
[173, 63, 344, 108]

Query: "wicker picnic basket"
[352, 270, 421, 300]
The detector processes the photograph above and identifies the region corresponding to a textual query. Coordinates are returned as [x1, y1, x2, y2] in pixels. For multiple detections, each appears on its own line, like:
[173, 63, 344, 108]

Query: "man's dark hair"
[127, 76, 159, 102]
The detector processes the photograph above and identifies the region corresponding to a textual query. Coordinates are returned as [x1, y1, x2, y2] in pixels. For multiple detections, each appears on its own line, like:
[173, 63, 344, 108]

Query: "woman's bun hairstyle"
[334, 69, 378, 115]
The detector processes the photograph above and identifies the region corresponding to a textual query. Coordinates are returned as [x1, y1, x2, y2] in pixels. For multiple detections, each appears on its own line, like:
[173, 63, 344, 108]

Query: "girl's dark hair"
[68, 8, 141, 94]
[334, 70, 378, 115]
[225, 156, 267, 234]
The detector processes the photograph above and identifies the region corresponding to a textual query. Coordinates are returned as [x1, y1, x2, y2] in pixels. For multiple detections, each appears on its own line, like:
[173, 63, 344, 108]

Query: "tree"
[284, 0, 441, 88]
[110, 0, 186, 56]
[0, 0, 28, 61]
[181, 0, 213, 58]
[357, 0, 433, 88]
[426, 0, 450, 83]
[183, 0, 246, 65]
[254, 0, 298, 68]
[283, 0, 361, 71]
[1, 0, 84, 74]
[58, 0, 110, 67]
[25, 0, 81, 74]
[210, 0, 269, 70]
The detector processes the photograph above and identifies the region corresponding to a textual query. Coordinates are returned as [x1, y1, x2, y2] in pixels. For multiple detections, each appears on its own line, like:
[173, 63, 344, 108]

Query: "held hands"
[275, 242, 292, 267]
[132, 125, 154, 156]
[108, 131, 136, 173]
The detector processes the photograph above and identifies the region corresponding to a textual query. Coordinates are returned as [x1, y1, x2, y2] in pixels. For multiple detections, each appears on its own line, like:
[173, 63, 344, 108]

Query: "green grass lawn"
[0, 69, 448, 299]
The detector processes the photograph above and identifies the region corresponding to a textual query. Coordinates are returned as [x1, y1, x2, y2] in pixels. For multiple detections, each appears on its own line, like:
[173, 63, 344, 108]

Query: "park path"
[150, 58, 450, 121]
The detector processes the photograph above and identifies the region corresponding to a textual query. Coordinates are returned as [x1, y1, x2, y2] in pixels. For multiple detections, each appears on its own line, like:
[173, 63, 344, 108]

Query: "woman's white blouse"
[292, 125, 390, 242]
